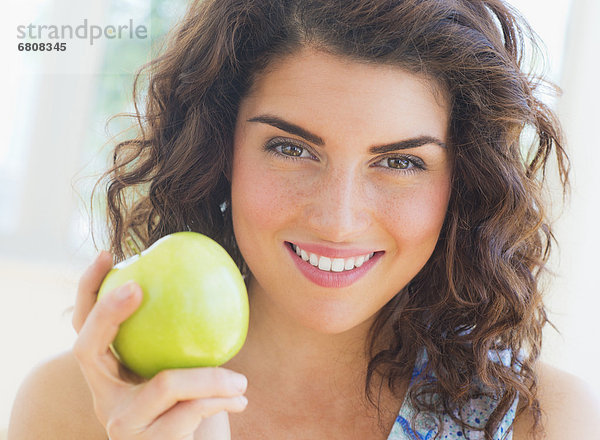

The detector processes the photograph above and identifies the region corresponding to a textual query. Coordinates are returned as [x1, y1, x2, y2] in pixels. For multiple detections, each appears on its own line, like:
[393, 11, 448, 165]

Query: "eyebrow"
[247, 114, 447, 152]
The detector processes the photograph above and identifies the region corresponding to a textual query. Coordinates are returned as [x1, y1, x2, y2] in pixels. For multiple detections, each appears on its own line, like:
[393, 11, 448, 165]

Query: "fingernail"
[114, 282, 135, 301]
[235, 375, 248, 392]
[238, 395, 248, 406]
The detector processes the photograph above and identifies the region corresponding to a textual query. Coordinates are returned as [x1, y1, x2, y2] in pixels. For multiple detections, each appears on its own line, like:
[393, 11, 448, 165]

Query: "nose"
[303, 165, 372, 242]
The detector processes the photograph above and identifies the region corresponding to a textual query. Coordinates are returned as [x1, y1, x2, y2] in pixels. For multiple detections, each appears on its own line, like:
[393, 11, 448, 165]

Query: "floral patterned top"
[387, 350, 518, 440]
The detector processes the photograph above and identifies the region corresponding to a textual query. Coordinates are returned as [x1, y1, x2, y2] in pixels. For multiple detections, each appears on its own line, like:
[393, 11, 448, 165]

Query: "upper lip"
[286, 241, 382, 259]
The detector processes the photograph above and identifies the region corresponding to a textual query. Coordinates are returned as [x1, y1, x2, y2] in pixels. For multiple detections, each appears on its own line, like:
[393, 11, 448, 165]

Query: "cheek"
[376, 175, 451, 255]
[232, 172, 300, 226]
[230, 152, 297, 256]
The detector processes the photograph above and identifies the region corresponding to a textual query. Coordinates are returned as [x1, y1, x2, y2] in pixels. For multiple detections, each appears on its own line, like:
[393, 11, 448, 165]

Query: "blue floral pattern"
[387, 351, 518, 440]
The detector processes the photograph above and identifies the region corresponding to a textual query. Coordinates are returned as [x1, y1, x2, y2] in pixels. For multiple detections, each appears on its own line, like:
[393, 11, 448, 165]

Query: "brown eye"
[372, 155, 425, 173]
[265, 137, 317, 160]
[280, 144, 305, 157]
[387, 157, 412, 169]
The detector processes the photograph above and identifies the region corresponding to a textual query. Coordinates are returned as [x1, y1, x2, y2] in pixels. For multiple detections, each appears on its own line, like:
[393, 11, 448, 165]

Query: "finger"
[127, 368, 247, 426]
[146, 396, 247, 439]
[192, 412, 231, 440]
[73, 281, 143, 369]
[73, 251, 114, 332]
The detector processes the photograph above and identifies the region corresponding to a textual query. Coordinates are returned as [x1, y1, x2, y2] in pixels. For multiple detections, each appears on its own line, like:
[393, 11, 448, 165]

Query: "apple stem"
[126, 235, 142, 257]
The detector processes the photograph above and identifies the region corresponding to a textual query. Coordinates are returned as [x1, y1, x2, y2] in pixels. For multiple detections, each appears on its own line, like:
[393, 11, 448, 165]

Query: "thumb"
[73, 251, 114, 332]
[75, 281, 143, 361]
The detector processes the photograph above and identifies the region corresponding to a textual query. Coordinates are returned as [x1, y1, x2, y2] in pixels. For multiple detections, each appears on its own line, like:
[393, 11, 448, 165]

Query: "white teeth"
[318, 256, 332, 271]
[344, 258, 355, 270]
[291, 243, 377, 272]
[331, 258, 345, 272]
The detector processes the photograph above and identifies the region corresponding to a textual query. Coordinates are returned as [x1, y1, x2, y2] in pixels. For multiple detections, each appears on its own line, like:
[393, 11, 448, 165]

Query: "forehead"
[239, 47, 450, 143]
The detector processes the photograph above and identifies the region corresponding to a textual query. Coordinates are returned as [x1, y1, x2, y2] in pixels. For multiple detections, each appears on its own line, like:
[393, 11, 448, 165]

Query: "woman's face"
[231, 48, 452, 334]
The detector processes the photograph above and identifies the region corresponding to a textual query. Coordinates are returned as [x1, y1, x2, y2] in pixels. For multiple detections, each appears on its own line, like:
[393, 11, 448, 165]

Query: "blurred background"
[1, 0, 598, 431]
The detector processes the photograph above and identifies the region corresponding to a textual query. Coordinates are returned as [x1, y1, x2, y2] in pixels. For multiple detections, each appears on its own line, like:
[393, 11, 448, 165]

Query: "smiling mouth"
[286, 242, 382, 272]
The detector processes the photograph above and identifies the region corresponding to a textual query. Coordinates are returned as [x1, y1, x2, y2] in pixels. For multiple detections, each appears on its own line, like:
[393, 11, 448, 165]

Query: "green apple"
[97, 231, 249, 379]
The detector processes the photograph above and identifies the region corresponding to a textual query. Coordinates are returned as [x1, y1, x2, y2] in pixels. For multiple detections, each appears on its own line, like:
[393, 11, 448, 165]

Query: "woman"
[8, 0, 599, 439]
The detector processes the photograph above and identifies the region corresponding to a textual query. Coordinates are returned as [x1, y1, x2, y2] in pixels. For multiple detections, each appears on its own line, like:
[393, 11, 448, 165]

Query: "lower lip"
[285, 242, 383, 288]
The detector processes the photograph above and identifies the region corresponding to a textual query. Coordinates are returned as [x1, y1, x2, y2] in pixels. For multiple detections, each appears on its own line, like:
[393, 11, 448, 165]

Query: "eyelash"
[373, 154, 426, 174]
[263, 137, 427, 174]
[264, 137, 317, 161]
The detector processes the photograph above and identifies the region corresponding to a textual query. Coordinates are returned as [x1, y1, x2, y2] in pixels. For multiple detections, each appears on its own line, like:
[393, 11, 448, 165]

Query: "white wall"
[541, 0, 600, 391]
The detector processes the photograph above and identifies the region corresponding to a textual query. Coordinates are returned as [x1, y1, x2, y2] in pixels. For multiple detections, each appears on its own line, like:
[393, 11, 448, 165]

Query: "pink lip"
[284, 242, 384, 288]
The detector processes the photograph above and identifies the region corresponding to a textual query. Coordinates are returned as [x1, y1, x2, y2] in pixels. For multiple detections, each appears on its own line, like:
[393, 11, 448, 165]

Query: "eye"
[278, 143, 309, 157]
[386, 157, 412, 169]
[373, 155, 425, 172]
[265, 138, 317, 160]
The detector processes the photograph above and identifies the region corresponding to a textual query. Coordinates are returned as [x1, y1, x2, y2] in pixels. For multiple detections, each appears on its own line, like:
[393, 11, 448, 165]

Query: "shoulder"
[512, 361, 600, 439]
[7, 350, 106, 440]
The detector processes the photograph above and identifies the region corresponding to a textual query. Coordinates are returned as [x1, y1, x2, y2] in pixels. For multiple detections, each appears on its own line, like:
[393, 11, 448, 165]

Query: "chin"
[293, 303, 376, 336]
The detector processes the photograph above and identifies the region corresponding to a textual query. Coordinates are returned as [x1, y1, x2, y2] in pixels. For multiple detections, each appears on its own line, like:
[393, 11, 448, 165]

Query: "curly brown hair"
[95, 0, 569, 438]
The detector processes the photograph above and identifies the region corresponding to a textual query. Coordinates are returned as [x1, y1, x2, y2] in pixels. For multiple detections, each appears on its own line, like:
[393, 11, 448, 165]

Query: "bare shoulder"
[513, 361, 600, 439]
[7, 350, 106, 440]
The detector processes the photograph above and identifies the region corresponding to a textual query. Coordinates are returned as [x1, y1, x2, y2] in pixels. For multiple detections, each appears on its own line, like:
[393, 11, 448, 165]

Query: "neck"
[225, 277, 400, 411]
[224, 277, 410, 439]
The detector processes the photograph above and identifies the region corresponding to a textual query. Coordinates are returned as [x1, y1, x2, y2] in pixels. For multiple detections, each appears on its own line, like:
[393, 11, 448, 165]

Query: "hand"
[72, 251, 248, 440]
